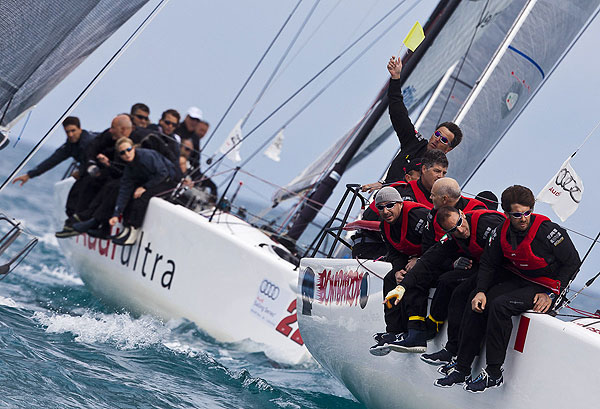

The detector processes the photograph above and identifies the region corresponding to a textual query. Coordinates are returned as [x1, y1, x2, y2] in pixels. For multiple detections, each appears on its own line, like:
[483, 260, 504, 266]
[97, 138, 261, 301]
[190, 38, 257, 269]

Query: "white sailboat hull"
[297, 258, 600, 408]
[53, 179, 309, 364]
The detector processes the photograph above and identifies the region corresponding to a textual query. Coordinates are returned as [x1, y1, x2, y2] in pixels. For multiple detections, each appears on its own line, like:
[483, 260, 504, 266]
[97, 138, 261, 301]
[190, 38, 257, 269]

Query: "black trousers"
[66, 173, 112, 217]
[444, 273, 478, 355]
[456, 274, 544, 373]
[77, 178, 121, 224]
[429, 268, 477, 324]
[383, 253, 409, 333]
[401, 265, 458, 330]
[123, 179, 177, 228]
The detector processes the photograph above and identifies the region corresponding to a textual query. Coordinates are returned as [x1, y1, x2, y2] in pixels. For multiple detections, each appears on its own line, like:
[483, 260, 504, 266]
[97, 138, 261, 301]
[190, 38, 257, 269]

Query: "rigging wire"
[270, 0, 344, 87]
[238, 0, 422, 169]
[12, 109, 33, 148]
[205, 0, 322, 174]
[571, 116, 600, 157]
[0, 0, 172, 194]
[203, 0, 413, 175]
[243, 0, 323, 128]
[200, 0, 304, 151]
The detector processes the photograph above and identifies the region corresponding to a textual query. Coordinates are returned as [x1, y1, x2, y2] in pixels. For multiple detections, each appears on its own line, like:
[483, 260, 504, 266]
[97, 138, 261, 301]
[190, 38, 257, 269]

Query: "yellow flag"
[403, 21, 425, 52]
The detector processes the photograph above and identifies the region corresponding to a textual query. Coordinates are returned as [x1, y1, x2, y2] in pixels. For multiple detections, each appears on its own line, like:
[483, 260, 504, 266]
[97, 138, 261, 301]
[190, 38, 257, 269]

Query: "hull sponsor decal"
[75, 229, 176, 290]
[316, 268, 366, 307]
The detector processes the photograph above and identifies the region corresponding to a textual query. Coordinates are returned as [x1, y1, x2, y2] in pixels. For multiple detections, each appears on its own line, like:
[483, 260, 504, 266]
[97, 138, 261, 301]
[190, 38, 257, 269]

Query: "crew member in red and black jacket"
[368, 187, 430, 356]
[391, 149, 448, 208]
[361, 56, 463, 191]
[435, 185, 580, 393]
[383, 207, 506, 354]
[421, 177, 487, 254]
[353, 150, 449, 260]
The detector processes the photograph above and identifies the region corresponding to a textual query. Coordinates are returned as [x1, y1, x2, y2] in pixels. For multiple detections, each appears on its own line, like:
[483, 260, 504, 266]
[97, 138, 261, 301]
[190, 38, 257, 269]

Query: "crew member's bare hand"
[71, 169, 80, 180]
[472, 292, 487, 313]
[361, 182, 383, 193]
[97, 153, 110, 166]
[395, 269, 406, 284]
[134, 187, 146, 199]
[109, 216, 119, 226]
[405, 257, 418, 272]
[12, 174, 30, 186]
[387, 56, 402, 80]
[533, 293, 552, 313]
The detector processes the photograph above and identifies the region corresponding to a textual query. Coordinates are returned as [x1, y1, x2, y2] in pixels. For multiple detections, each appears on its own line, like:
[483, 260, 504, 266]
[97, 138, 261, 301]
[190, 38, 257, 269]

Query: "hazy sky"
[4, 0, 600, 291]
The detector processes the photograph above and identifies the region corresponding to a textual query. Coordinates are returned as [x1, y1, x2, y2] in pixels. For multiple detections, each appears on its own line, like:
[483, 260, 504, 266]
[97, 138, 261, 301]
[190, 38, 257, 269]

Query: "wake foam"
[41, 265, 83, 286]
[33, 311, 169, 349]
[0, 296, 20, 308]
[38, 232, 58, 248]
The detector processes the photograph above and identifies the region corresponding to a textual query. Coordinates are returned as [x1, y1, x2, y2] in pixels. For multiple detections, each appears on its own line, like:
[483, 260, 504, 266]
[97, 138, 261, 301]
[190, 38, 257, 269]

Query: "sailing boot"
[113, 227, 139, 246]
[434, 367, 471, 388]
[87, 224, 111, 239]
[55, 217, 79, 238]
[112, 227, 131, 245]
[72, 218, 100, 233]
[369, 332, 401, 356]
[421, 347, 454, 365]
[437, 359, 457, 375]
[123, 227, 139, 246]
[464, 369, 503, 393]
[388, 328, 427, 353]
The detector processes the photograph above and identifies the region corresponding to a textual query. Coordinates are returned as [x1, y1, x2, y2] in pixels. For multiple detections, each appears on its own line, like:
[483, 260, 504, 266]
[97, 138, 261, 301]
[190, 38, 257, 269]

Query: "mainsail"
[0, 0, 150, 130]
[281, 0, 600, 243]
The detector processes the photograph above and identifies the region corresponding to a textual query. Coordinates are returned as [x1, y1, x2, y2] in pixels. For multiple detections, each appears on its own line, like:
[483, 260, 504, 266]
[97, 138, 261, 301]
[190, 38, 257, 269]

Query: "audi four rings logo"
[260, 279, 280, 300]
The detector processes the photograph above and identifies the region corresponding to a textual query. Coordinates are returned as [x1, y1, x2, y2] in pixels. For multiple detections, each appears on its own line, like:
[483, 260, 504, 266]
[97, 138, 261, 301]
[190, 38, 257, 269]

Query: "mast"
[285, 0, 462, 244]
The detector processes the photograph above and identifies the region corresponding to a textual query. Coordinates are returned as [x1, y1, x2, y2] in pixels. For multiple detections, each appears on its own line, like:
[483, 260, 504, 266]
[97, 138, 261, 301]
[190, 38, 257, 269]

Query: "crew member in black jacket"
[368, 187, 430, 356]
[361, 56, 463, 192]
[384, 206, 505, 353]
[435, 185, 580, 392]
[422, 177, 487, 253]
[109, 137, 178, 246]
[12, 116, 94, 235]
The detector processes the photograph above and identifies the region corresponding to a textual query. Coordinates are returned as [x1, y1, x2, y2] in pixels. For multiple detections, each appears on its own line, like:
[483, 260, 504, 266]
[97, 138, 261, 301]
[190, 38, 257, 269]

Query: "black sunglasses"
[163, 120, 178, 127]
[443, 213, 463, 234]
[134, 114, 149, 121]
[119, 146, 133, 155]
[509, 209, 532, 218]
[375, 202, 397, 211]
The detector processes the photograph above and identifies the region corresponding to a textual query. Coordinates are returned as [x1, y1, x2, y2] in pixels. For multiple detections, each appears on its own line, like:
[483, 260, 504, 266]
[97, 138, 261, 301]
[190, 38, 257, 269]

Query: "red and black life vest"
[368, 180, 433, 215]
[465, 209, 506, 260]
[382, 201, 428, 257]
[387, 180, 433, 208]
[500, 214, 550, 270]
[499, 214, 560, 293]
[432, 197, 488, 242]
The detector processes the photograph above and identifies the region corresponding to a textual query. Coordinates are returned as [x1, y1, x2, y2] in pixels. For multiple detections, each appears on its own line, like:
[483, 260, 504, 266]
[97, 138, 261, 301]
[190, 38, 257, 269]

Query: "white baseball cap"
[186, 106, 203, 120]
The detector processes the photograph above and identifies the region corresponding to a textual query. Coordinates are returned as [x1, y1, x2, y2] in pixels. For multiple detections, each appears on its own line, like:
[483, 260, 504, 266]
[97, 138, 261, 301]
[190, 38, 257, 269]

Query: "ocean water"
[0, 142, 364, 409]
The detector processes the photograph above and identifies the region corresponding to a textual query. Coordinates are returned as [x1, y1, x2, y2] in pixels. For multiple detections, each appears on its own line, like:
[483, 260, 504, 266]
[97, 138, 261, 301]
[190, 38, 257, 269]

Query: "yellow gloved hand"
[383, 285, 406, 309]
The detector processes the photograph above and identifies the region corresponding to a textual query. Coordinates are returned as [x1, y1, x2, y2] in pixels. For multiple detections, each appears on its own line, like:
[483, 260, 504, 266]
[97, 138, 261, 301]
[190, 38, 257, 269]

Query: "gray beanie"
[375, 186, 403, 205]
